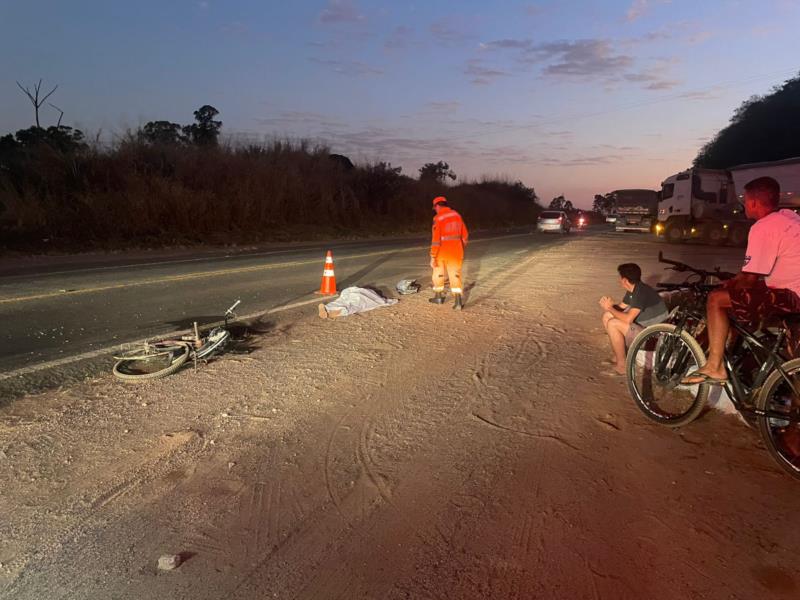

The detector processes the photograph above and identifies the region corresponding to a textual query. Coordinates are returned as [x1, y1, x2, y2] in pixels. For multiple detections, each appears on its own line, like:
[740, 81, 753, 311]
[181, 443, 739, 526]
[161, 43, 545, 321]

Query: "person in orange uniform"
[430, 196, 469, 310]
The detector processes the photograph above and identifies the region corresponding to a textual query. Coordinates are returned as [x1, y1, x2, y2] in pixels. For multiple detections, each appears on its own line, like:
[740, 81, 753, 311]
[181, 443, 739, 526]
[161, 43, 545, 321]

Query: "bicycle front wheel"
[195, 327, 230, 360]
[625, 323, 709, 427]
[113, 342, 190, 381]
[755, 358, 800, 481]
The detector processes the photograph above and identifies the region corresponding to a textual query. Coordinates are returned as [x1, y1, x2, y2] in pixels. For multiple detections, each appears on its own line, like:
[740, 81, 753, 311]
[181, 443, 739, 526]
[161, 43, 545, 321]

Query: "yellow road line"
[0, 234, 528, 305]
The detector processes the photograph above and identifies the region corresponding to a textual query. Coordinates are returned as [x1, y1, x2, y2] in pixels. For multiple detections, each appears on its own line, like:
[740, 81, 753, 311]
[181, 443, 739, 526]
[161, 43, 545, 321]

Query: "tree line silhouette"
[0, 91, 541, 252]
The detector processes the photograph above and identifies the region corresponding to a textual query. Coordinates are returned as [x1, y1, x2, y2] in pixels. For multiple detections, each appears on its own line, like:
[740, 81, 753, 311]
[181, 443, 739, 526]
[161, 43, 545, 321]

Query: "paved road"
[0, 231, 587, 375]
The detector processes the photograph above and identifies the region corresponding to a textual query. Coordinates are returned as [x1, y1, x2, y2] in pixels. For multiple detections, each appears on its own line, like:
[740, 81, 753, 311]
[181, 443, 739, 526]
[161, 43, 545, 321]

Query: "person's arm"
[600, 296, 639, 324]
[736, 221, 777, 288]
[430, 219, 441, 268]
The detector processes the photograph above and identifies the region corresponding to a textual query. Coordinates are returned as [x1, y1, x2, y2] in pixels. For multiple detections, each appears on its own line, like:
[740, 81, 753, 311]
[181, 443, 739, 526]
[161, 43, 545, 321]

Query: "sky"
[1, 0, 799, 208]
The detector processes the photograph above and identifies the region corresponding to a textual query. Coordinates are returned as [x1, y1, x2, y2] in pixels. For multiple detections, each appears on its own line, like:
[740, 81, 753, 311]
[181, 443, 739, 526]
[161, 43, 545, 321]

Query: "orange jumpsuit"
[431, 206, 469, 294]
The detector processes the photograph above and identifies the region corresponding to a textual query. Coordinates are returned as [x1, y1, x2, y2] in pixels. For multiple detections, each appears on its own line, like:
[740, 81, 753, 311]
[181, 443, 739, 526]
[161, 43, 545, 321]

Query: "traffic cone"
[318, 250, 337, 296]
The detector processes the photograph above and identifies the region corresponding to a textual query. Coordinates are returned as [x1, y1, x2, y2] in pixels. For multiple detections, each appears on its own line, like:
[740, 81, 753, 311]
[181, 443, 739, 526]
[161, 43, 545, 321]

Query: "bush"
[0, 134, 541, 252]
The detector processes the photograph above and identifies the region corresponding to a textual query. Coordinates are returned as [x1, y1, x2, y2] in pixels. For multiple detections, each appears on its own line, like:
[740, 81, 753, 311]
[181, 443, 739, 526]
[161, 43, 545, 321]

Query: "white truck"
[611, 189, 659, 233]
[655, 157, 800, 245]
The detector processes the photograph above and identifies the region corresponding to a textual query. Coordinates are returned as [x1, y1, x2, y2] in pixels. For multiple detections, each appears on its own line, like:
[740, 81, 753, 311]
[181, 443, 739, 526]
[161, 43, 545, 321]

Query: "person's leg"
[446, 260, 464, 309]
[606, 318, 631, 374]
[601, 311, 617, 361]
[430, 262, 446, 304]
[684, 289, 731, 382]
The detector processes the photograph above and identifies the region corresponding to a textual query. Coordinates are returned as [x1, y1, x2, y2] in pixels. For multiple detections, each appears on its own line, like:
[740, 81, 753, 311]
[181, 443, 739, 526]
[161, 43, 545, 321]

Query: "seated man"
[682, 176, 800, 386]
[599, 263, 668, 375]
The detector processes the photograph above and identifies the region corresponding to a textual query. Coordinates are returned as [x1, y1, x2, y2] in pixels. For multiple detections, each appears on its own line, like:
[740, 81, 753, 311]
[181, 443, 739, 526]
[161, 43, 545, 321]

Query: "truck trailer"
[655, 157, 800, 245]
[610, 189, 659, 233]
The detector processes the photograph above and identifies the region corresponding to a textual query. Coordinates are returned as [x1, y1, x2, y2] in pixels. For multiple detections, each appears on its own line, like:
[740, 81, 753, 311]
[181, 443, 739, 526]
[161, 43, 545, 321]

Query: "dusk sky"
[1, 0, 798, 207]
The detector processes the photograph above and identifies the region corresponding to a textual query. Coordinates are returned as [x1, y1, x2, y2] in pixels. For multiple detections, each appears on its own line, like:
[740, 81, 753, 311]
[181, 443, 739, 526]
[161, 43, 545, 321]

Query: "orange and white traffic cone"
[318, 250, 337, 296]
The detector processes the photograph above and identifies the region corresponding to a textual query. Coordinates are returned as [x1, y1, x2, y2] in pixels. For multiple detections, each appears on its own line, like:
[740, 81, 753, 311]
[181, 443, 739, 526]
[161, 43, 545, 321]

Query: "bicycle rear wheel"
[113, 342, 190, 381]
[755, 358, 800, 481]
[625, 323, 709, 427]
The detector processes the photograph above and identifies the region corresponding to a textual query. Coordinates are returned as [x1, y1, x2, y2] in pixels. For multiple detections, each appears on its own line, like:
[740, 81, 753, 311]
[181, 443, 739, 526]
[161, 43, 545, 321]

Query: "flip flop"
[680, 372, 728, 386]
[602, 369, 626, 378]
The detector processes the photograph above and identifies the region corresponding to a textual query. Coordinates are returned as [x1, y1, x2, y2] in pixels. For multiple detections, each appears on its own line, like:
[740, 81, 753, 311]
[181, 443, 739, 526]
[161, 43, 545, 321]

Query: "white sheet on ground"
[324, 287, 398, 317]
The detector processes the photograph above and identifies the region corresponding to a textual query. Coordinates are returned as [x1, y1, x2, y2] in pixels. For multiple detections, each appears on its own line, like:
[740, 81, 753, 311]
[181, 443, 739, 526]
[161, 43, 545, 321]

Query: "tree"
[592, 193, 614, 214]
[140, 121, 185, 145]
[549, 195, 573, 211]
[329, 153, 355, 170]
[694, 72, 800, 169]
[183, 105, 222, 146]
[16, 79, 59, 129]
[419, 161, 456, 183]
[373, 161, 402, 175]
[13, 125, 86, 153]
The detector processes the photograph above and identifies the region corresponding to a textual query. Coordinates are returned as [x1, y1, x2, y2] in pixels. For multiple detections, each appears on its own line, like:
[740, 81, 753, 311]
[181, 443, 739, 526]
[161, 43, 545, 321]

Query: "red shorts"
[728, 280, 800, 328]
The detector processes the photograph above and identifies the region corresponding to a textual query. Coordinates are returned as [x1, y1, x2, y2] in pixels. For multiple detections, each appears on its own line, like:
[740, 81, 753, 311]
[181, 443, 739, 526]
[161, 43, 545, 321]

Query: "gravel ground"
[1, 233, 798, 600]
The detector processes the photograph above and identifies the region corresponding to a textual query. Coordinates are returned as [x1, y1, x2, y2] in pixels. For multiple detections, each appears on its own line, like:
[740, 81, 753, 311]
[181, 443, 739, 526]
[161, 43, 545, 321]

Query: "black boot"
[453, 293, 463, 311]
[429, 292, 445, 304]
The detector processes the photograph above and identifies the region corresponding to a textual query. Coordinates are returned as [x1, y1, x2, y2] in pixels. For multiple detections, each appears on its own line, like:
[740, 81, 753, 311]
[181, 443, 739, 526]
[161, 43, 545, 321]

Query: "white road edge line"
[0, 297, 328, 381]
[0, 232, 530, 381]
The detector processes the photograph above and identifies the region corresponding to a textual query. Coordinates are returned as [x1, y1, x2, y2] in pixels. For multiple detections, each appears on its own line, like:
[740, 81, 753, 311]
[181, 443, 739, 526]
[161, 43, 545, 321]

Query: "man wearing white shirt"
[682, 176, 800, 387]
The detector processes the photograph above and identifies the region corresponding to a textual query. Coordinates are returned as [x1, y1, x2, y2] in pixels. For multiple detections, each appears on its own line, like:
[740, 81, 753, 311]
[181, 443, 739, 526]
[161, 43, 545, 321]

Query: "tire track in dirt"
[0, 429, 205, 599]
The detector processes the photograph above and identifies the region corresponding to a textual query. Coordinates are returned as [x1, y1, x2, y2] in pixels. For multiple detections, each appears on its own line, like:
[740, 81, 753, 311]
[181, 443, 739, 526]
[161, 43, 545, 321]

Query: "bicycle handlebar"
[226, 299, 241, 315]
[657, 251, 736, 280]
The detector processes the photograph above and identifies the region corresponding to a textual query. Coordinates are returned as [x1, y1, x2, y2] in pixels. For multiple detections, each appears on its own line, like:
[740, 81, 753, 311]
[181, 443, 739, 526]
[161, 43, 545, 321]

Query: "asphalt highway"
[0, 231, 583, 376]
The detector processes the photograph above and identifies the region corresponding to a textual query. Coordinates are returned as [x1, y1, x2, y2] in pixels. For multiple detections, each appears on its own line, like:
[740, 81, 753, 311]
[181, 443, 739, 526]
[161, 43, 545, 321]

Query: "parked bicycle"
[112, 300, 241, 382]
[625, 254, 800, 480]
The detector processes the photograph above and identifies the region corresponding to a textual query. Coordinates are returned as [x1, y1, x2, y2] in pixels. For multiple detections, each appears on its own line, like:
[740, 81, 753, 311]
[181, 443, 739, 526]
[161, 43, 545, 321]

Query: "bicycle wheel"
[113, 342, 190, 381]
[625, 323, 709, 427]
[755, 358, 800, 481]
[195, 327, 230, 360]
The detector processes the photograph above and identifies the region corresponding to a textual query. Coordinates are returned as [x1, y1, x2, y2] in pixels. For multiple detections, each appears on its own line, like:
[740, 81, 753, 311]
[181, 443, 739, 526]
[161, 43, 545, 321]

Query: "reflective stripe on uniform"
[431, 242, 441, 246]
[451, 288, 463, 294]
[441, 235, 462, 241]
[432, 287, 445, 292]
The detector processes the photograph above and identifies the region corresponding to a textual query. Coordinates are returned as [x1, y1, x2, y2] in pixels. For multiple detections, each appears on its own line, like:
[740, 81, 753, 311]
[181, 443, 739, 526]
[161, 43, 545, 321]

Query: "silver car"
[537, 211, 571, 233]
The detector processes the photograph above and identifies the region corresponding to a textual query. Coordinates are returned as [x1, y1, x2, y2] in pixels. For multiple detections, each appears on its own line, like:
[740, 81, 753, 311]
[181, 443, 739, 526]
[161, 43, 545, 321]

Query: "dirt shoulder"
[0, 233, 797, 599]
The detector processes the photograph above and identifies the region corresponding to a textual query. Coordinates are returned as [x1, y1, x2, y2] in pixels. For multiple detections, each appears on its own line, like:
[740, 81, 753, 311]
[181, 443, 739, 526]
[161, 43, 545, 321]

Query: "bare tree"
[48, 102, 64, 127]
[16, 79, 59, 128]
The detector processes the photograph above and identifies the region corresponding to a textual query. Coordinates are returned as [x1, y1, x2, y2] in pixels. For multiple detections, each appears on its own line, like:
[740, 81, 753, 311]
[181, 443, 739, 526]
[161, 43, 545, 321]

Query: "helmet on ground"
[396, 279, 421, 295]
[432, 196, 447, 207]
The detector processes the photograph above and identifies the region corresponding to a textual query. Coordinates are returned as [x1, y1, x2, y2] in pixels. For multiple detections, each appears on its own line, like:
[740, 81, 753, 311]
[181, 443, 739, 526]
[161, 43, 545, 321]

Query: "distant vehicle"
[655, 157, 800, 245]
[537, 210, 571, 233]
[605, 213, 619, 224]
[575, 213, 588, 229]
[610, 189, 659, 233]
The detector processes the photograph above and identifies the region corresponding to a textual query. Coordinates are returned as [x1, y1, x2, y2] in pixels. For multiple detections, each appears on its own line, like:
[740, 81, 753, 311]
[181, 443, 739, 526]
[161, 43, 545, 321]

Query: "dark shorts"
[728, 281, 800, 328]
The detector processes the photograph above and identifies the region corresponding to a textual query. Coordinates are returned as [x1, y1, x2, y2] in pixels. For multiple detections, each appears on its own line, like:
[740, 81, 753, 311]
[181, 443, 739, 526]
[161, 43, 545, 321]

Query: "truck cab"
[655, 168, 745, 245]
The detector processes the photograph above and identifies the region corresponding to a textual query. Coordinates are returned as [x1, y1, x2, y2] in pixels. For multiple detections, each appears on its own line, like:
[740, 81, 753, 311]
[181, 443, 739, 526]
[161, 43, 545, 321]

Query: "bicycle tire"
[113, 343, 186, 361]
[112, 343, 191, 382]
[625, 323, 709, 427]
[755, 358, 800, 481]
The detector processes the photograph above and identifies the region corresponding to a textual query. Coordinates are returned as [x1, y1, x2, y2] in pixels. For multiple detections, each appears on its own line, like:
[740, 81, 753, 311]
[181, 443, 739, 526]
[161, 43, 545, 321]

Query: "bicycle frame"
[653, 288, 800, 423]
[723, 321, 800, 421]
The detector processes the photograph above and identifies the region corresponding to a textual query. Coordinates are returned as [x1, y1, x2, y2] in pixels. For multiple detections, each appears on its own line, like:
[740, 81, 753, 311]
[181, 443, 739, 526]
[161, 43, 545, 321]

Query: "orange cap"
[432, 196, 447, 207]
